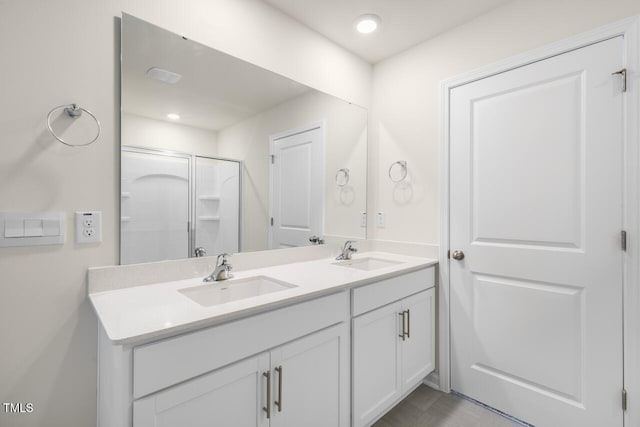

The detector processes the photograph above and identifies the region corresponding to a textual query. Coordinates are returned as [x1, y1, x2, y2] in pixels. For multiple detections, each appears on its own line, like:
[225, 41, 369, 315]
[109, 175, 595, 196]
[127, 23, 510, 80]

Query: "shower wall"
[195, 157, 241, 256]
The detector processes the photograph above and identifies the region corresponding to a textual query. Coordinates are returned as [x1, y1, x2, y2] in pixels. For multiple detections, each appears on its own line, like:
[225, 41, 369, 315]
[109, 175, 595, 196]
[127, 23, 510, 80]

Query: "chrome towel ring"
[336, 168, 350, 187]
[47, 103, 101, 147]
[388, 160, 408, 182]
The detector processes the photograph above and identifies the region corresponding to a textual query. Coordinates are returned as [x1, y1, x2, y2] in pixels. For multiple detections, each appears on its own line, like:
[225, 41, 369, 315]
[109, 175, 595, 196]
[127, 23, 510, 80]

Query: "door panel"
[471, 72, 584, 248]
[270, 126, 323, 249]
[450, 36, 624, 426]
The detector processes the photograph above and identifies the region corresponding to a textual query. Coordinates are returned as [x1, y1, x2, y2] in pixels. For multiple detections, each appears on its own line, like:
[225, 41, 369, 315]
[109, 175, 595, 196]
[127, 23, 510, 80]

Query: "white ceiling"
[262, 0, 512, 63]
[122, 15, 310, 131]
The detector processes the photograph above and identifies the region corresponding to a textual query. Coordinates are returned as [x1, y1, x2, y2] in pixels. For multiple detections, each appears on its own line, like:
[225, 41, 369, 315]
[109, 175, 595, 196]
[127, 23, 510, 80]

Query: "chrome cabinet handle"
[452, 250, 465, 261]
[275, 366, 283, 412]
[398, 311, 406, 340]
[263, 371, 271, 419]
[406, 309, 410, 339]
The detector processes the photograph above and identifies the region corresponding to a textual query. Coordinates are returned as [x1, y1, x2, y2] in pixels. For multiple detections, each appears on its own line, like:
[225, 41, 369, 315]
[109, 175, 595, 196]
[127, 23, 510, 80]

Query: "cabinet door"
[352, 301, 403, 427]
[401, 288, 435, 393]
[270, 323, 350, 427]
[133, 353, 270, 427]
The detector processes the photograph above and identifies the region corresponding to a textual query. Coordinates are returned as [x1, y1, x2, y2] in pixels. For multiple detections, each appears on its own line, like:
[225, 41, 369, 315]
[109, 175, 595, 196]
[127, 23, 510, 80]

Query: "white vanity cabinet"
[94, 258, 438, 427]
[351, 268, 436, 427]
[97, 291, 350, 427]
[133, 322, 349, 427]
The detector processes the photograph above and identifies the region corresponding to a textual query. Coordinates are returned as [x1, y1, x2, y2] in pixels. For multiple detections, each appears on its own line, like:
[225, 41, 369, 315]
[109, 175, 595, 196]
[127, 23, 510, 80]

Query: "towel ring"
[388, 160, 408, 182]
[336, 168, 350, 187]
[47, 104, 101, 147]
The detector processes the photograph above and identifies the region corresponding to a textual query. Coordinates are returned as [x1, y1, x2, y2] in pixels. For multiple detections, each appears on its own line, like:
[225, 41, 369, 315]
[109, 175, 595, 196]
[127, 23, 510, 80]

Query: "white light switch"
[4, 219, 24, 238]
[43, 219, 61, 236]
[377, 212, 386, 228]
[24, 219, 43, 237]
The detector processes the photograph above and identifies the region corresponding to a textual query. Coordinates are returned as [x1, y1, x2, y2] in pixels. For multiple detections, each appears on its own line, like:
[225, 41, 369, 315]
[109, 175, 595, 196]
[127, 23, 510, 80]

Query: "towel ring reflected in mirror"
[388, 160, 408, 182]
[47, 103, 101, 147]
[336, 168, 350, 187]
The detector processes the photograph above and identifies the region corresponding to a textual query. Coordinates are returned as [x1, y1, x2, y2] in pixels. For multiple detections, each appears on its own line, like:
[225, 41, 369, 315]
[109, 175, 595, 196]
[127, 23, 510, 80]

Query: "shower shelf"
[198, 195, 220, 201]
[198, 216, 220, 221]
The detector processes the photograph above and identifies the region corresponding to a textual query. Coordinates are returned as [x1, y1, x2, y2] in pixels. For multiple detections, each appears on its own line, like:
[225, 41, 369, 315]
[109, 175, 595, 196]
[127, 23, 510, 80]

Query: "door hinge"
[612, 68, 627, 92]
[270, 217, 274, 226]
[622, 388, 628, 411]
[270, 155, 275, 164]
[447, 250, 450, 259]
[622, 230, 627, 251]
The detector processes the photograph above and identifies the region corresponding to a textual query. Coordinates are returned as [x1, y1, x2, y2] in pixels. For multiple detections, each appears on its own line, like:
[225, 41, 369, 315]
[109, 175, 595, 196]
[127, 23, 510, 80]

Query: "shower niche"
[121, 147, 240, 265]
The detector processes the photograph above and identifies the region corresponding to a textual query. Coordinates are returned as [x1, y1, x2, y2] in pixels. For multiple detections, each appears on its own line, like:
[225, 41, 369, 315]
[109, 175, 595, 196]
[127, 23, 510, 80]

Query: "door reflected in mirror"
[121, 14, 367, 264]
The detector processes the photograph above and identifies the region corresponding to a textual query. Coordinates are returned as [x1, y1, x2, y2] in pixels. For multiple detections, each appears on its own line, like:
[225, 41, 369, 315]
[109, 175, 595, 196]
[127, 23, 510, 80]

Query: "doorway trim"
[439, 15, 639, 425]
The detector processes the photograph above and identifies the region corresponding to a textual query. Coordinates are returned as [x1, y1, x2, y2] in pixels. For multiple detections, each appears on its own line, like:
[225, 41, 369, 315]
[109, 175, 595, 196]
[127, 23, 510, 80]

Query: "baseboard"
[423, 371, 441, 390]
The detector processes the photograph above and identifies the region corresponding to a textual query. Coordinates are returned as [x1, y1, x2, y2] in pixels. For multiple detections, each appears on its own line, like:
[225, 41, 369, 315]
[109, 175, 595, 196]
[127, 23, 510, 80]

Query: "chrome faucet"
[336, 241, 357, 260]
[204, 253, 234, 282]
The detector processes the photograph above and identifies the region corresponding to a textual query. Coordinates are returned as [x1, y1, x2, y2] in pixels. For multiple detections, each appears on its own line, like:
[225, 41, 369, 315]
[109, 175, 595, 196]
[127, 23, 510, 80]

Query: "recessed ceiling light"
[355, 14, 381, 34]
[167, 113, 180, 120]
[147, 67, 182, 84]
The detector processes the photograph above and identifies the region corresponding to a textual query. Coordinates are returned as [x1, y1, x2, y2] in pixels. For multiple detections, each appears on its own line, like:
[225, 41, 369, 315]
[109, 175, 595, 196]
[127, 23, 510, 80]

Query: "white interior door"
[450, 37, 624, 426]
[270, 125, 323, 249]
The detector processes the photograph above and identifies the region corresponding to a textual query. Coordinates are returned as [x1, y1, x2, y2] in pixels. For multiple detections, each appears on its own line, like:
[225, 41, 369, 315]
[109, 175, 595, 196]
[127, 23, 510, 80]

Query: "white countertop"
[89, 251, 437, 345]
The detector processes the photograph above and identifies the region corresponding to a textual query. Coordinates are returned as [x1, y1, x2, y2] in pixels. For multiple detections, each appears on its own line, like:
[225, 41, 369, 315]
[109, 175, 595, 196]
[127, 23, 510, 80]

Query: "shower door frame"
[120, 146, 243, 263]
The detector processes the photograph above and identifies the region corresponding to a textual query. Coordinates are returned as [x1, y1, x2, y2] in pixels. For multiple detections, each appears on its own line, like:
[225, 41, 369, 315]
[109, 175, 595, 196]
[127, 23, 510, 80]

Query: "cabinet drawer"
[133, 291, 348, 398]
[352, 268, 434, 317]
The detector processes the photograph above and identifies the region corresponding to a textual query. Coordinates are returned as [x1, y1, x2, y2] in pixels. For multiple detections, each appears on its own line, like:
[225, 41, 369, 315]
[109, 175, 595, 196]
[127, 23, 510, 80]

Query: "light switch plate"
[0, 212, 65, 247]
[376, 212, 385, 228]
[75, 211, 102, 244]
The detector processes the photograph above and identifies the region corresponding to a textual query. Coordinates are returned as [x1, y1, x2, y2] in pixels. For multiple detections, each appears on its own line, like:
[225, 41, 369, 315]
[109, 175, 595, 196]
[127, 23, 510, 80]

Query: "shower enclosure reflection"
[121, 148, 240, 264]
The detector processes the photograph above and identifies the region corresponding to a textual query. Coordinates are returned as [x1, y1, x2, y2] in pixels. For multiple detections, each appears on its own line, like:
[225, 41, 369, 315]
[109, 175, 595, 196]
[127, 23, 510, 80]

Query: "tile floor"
[373, 385, 521, 427]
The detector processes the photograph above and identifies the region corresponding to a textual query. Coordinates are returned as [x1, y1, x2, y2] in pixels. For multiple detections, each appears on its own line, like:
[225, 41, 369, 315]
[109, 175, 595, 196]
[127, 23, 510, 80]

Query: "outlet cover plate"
[75, 211, 102, 244]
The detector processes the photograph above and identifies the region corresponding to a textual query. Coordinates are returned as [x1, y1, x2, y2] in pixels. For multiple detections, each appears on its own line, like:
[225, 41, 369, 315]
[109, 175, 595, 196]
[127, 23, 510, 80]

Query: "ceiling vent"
[146, 67, 182, 84]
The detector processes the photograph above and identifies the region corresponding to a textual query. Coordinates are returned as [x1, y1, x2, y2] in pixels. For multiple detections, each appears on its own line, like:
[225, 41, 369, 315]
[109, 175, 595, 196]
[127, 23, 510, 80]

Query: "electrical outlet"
[360, 212, 367, 228]
[377, 212, 385, 228]
[76, 211, 102, 244]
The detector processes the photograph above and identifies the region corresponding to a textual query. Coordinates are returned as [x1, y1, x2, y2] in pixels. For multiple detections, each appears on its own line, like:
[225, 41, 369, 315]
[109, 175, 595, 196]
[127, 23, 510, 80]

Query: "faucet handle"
[216, 253, 230, 266]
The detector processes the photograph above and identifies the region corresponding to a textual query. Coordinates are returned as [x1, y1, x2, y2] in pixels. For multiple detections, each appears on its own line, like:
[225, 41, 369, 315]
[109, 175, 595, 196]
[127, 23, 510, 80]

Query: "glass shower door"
[121, 150, 190, 264]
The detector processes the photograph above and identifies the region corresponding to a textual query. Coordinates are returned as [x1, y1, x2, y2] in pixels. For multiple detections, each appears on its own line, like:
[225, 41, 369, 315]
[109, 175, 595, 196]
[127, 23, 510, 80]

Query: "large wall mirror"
[120, 14, 368, 264]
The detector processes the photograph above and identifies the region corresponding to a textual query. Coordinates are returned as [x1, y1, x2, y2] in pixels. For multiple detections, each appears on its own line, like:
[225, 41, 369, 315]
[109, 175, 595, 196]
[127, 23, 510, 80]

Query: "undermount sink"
[333, 257, 403, 271]
[179, 276, 297, 307]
